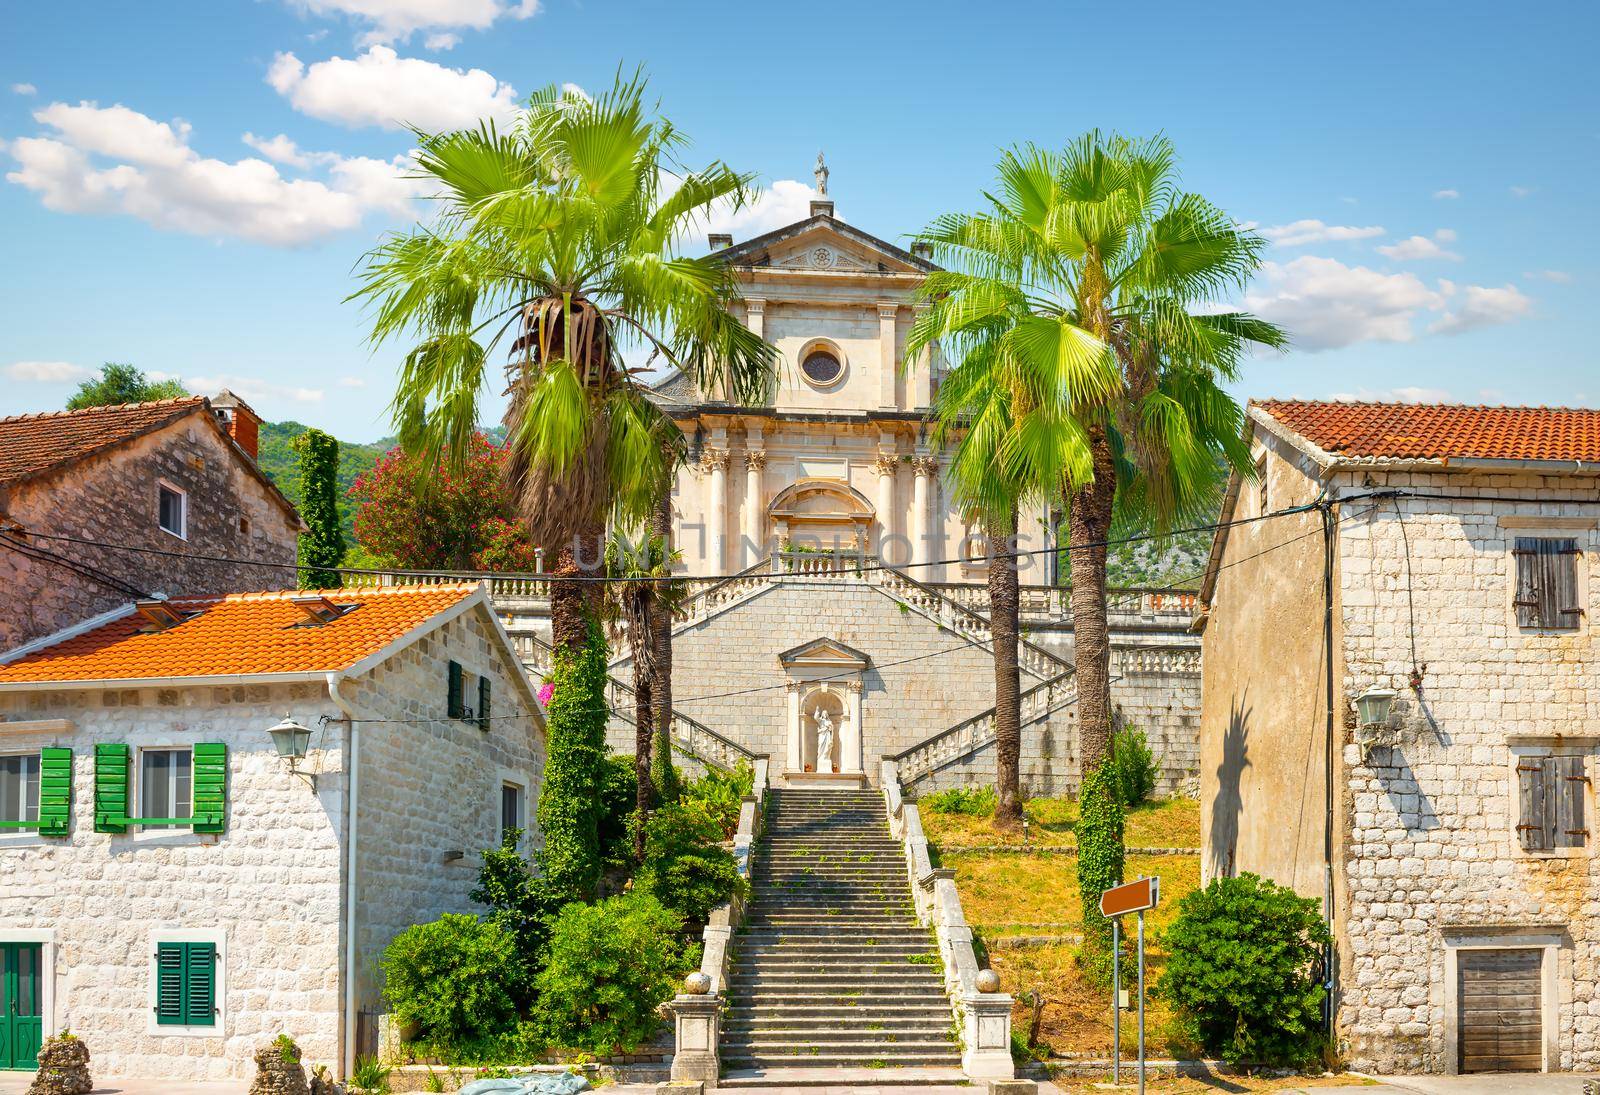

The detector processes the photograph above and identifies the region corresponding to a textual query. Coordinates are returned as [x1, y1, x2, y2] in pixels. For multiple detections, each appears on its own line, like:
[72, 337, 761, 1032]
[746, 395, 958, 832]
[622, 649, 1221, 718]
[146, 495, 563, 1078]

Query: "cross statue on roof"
[814, 150, 829, 196]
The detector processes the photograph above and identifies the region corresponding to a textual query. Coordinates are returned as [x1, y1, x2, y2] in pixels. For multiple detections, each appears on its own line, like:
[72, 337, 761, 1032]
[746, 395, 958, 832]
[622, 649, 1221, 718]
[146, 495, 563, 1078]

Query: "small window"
[158, 483, 187, 539]
[0, 754, 40, 824]
[801, 349, 842, 386]
[140, 748, 192, 830]
[1513, 537, 1582, 630]
[1254, 452, 1269, 515]
[154, 941, 217, 1027]
[448, 661, 468, 720]
[238, 516, 250, 536]
[501, 782, 524, 844]
[1516, 753, 1588, 852]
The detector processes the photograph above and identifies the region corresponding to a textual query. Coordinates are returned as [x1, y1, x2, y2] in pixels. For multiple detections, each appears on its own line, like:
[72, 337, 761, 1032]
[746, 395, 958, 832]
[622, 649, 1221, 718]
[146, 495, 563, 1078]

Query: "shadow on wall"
[1208, 694, 1252, 881]
[1374, 745, 1442, 833]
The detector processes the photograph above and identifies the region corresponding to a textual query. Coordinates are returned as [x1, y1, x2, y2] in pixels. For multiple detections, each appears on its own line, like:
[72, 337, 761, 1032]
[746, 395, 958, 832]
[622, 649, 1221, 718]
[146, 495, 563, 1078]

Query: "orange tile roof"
[0, 584, 481, 685]
[1256, 400, 1600, 464]
[0, 397, 211, 484]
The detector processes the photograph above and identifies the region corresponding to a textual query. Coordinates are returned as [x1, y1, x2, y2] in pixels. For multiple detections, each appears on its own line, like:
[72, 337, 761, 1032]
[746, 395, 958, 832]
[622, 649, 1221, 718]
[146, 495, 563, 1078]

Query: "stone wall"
[0, 683, 347, 1081]
[0, 414, 299, 651]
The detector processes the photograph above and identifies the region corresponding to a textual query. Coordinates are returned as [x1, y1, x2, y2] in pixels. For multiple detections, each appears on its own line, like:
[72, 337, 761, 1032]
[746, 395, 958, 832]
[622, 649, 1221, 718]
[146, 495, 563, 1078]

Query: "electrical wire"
[0, 533, 154, 600]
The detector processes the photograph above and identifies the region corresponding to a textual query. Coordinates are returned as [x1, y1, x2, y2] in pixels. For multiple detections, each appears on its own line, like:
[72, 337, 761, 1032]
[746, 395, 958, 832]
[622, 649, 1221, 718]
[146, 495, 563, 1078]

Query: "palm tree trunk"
[550, 522, 606, 652]
[987, 508, 1023, 828]
[632, 666, 654, 862]
[1068, 427, 1118, 778]
[648, 487, 676, 797]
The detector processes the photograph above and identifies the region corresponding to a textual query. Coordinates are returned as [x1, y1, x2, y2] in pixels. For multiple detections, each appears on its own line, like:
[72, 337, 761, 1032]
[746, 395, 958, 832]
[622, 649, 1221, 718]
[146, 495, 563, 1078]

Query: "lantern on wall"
[267, 714, 316, 787]
[1353, 688, 1396, 729]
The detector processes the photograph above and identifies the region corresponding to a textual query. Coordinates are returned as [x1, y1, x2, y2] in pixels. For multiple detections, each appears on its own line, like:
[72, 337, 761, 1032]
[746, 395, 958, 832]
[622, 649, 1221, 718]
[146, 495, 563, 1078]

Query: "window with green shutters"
[478, 675, 492, 732]
[95, 743, 227, 833]
[154, 941, 217, 1027]
[0, 750, 66, 834]
[37, 748, 71, 836]
[447, 660, 466, 719]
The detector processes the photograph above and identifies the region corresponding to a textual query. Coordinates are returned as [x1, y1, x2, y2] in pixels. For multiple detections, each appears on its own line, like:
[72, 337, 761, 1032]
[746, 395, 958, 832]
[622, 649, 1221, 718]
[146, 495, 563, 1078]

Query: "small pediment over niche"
[778, 637, 872, 671]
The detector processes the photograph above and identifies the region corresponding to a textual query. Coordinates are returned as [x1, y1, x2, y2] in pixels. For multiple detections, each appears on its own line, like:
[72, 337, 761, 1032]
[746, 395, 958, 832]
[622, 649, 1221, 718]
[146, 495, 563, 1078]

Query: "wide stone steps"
[723, 787, 959, 1075]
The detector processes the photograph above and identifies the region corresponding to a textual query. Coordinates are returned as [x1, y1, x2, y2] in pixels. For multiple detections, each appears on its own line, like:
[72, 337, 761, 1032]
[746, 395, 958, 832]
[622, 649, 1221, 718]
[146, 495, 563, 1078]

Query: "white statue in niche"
[813, 708, 835, 773]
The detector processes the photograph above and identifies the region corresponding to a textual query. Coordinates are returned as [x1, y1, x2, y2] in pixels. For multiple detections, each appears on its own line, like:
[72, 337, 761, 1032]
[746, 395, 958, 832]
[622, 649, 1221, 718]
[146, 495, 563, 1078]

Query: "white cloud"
[1377, 229, 1461, 262]
[1432, 188, 1459, 199]
[5, 100, 429, 246]
[4, 360, 95, 383]
[11, 83, 36, 96]
[1326, 386, 1455, 404]
[424, 32, 460, 49]
[287, 0, 539, 46]
[680, 178, 817, 253]
[1510, 185, 1534, 198]
[268, 47, 520, 131]
[1244, 256, 1446, 350]
[183, 372, 324, 404]
[242, 131, 319, 169]
[337, 375, 368, 388]
[1429, 284, 1533, 335]
[1259, 219, 1385, 247]
[1525, 269, 1572, 283]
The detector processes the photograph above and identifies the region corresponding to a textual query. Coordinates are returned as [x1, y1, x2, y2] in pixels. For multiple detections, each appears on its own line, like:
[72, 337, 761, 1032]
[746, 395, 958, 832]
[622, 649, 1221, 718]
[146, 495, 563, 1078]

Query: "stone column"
[873, 450, 898, 560]
[744, 297, 766, 339]
[878, 302, 899, 409]
[703, 446, 730, 574]
[667, 991, 722, 1085]
[785, 681, 804, 771]
[743, 448, 767, 566]
[961, 991, 1020, 1081]
[911, 453, 938, 571]
[911, 303, 934, 408]
[844, 680, 864, 773]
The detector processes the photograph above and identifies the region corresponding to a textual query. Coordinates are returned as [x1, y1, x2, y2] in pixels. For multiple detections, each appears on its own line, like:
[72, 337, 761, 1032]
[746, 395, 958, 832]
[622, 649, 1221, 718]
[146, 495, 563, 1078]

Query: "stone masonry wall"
[1332, 469, 1600, 1074]
[0, 683, 346, 1081]
[347, 606, 546, 1038]
[0, 415, 299, 651]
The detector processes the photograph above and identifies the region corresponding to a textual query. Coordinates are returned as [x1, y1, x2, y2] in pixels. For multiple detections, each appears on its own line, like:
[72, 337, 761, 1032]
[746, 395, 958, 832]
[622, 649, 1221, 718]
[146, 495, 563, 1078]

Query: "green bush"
[634, 799, 744, 926]
[596, 753, 638, 862]
[920, 785, 997, 816]
[681, 761, 753, 838]
[1074, 762, 1125, 982]
[1108, 726, 1160, 807]
[531, 893, 685, 1052]
[1157, 872, 1331, 1066]
[468, 832, 562, 1004]
[381, 914, 520, 1044]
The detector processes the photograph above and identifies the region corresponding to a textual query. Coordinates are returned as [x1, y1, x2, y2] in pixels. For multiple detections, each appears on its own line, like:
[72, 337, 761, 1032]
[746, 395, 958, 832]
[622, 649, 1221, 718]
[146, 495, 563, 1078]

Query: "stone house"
[0, 582, 545, 1081]
[1196, 399, 1600, 1076]
[0, 392, 301, 651]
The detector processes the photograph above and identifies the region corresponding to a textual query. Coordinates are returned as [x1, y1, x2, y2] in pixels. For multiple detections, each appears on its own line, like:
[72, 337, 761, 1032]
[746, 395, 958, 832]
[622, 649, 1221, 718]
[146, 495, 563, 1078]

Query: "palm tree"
[909, 131, 1283, 783]
[351, 75, 777, 657]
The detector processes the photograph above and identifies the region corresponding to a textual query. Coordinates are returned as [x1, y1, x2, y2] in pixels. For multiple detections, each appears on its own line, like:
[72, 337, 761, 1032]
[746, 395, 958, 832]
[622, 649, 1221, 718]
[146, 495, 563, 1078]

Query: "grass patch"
[943, 853, 1198, 935]
[920, 795, 1200, 851]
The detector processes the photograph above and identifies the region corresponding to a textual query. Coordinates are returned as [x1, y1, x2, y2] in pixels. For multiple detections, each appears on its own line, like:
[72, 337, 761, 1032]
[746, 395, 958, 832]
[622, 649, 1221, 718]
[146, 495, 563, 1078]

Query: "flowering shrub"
[349, 432, 538, 570]
[537, 681, 555, 707]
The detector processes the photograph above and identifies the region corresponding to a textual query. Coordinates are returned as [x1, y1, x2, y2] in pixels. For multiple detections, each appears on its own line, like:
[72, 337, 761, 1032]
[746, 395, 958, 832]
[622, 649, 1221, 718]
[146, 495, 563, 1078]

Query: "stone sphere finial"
[976, 968, 1001, 993]
[684, 971, 712, 995]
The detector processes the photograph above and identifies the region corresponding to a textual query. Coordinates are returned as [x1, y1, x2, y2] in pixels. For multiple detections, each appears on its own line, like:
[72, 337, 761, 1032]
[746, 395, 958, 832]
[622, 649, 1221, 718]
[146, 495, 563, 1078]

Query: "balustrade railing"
[893, 672, 1078, 787]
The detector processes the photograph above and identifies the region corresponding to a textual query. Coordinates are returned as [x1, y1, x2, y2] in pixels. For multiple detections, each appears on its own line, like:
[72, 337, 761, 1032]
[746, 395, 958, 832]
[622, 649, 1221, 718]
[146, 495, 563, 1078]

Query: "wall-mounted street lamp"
[267, 714, 316, 789]
[1352, 687, 1397, 761]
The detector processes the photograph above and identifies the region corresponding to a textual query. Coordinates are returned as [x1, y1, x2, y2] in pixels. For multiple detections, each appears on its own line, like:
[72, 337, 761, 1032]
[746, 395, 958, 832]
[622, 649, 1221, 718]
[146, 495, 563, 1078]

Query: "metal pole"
[1111, 915, 1120, 1086]
[1137, 909, 1147, 1095]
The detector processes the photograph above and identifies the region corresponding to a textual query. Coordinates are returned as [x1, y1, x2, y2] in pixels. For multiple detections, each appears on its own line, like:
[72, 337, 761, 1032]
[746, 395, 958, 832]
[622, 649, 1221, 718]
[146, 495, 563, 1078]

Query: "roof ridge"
[1256, 398, 1600, 414]
[211, 582, 483, 602]
[0, 394, 207, 426]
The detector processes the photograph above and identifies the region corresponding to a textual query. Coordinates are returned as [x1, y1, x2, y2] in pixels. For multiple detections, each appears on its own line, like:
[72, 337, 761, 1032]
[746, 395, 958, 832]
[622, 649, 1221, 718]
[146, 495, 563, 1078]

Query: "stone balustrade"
[894, 673, 1079, 788]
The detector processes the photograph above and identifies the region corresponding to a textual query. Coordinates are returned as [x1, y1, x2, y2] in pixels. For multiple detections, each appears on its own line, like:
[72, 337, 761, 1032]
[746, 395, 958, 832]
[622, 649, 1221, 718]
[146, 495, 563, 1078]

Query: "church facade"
[649, 187, 1057, 583]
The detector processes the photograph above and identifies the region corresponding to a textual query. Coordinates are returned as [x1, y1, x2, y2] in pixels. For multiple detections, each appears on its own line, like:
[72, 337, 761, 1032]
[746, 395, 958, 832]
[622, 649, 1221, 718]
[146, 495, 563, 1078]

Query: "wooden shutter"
[185, 943, 217, 1026]
[1516, 756, 1548, 851]
[1513, 537, 1582, 629]
[1555, 754, 1589, 849]
[192, 743, 227, 834]
[447, 660, 465, 719]
[478, 675, 492, 732]
[155, 943, 186, 1025]
[37, 748, 71, 837]
[94, 743, 129, 833]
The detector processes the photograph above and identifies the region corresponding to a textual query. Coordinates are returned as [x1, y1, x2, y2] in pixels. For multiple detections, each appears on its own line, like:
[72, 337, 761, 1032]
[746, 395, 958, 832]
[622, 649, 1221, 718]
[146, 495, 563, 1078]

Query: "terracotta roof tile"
[0, 397, 213, 484]
[0, 584, 480, 685]
[1256, 400, 1600, 464]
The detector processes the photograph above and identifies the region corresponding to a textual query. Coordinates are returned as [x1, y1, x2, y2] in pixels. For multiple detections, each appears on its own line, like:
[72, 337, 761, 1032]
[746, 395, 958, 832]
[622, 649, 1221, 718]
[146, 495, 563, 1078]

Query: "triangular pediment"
[777, 636, 872, 670]
[714, 216, 936, 275]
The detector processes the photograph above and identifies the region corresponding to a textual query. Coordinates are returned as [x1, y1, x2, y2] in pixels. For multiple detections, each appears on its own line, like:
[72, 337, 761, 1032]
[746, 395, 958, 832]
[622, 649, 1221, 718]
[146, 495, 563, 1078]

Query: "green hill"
[255, 421, 393, 540]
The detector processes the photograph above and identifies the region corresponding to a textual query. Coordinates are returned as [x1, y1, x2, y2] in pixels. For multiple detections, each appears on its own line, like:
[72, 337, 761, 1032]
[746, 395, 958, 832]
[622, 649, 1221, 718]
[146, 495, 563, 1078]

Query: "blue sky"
[2, 1, 1594, 437]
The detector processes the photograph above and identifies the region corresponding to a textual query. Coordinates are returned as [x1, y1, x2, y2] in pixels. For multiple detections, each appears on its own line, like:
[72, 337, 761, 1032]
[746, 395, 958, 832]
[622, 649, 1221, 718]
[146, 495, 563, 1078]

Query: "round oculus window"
[801, 349, 842, 385]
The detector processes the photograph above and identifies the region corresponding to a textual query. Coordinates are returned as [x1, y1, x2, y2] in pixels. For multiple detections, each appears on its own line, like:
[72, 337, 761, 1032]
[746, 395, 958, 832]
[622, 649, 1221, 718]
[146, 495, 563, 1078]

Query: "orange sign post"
[1101, 875, 1160, 1093]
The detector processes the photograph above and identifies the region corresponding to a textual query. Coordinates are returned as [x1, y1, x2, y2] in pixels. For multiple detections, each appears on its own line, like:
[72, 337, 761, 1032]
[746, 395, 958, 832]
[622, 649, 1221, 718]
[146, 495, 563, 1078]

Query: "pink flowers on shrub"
[538, 681, 555, 707]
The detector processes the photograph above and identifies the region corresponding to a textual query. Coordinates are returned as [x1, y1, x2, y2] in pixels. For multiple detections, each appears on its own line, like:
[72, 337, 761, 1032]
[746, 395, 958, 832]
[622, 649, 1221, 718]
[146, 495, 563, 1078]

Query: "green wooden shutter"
[478, 675, 492, 732]
[192, 743, 227, 834]
[37, 747, 72, 837]
[95, 743, 130, 833]
[185, 943, 217, 1026]
[155, 943, 186, 1025]
[447, 660, 465, 719]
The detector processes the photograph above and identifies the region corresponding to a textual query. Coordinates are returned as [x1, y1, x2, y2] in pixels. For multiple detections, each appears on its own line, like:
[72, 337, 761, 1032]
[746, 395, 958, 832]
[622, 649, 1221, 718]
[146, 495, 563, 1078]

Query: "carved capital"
[912, 454, 940, 478]
[745, 297, 766, 315]
[877, 301, 899, 320]
[846, 680, 864, 695]
[872, 451, 899, 477]
[786, 680, 806, 695]
[744, 450, 767, 472]
[700, 447, 731, 473]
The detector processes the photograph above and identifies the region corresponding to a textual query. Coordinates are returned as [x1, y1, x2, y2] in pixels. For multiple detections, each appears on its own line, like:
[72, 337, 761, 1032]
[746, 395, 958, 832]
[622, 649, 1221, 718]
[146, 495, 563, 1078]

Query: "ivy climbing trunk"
[1075, 761, 1125, 982]
[625, 577, 657, 863]
[986, 507, 1023, 828]
[293, 428, 345, 588]
[648, 486, 680, 803]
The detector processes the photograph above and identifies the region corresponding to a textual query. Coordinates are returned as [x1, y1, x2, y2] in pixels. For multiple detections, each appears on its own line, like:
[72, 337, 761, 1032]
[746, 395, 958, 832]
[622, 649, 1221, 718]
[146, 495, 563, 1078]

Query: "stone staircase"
[721, 786, 961, 1080]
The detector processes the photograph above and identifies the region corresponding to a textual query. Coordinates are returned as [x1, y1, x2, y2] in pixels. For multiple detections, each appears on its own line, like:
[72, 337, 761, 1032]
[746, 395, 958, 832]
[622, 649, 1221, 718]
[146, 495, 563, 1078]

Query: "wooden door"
[1457, 948, 1542, 1073]
[0, 943, 42, 1071]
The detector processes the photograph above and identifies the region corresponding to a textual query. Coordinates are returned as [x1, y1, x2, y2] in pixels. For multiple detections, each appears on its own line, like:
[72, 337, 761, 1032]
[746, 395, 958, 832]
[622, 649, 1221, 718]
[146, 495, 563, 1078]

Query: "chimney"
[911, 241, 933, 262]
[210, 389, 261, 461]
[809, 198, 835, 219]
[708, 232, 733, 251]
